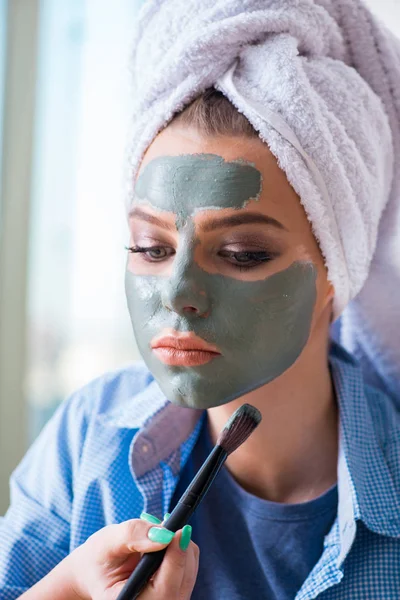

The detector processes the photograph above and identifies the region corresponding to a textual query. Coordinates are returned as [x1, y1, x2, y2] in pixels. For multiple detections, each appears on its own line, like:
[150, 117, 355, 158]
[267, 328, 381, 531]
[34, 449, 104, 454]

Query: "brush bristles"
[217, 403, 262, 455]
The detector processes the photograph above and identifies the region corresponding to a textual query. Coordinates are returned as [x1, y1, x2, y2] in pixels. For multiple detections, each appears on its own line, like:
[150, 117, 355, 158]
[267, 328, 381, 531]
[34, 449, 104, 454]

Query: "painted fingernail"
[179, 525, 192, 552]
[148, 527, 175, 544]
[163, 512, 171, 521]
[140, 512, 162, 525]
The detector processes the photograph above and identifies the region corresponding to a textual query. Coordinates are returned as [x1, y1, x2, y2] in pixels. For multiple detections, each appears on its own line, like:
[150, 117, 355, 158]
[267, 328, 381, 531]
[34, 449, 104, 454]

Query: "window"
[27, 0, 140, 440]
[0, 0, 141, 514]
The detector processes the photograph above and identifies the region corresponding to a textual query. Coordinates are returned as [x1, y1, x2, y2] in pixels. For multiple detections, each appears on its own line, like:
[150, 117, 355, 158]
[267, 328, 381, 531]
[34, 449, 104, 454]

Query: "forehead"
[133, 126, 309, 234]
[138, 124, 274, 175]
[134, 154, 262, 217]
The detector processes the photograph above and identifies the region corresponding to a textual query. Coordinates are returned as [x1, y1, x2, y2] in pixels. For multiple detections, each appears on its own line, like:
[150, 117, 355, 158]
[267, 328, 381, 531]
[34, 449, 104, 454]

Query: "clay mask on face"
[126, 154, 317, 409]
[134, 153, 262, 226]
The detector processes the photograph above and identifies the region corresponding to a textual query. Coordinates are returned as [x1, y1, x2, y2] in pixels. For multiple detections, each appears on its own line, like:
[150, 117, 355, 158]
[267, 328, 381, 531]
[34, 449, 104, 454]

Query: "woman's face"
[125, 125, 333, 409]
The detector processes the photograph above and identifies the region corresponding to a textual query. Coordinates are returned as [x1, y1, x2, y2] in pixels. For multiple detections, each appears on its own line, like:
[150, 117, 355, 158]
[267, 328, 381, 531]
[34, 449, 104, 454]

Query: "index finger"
[93, 519, 175, 561]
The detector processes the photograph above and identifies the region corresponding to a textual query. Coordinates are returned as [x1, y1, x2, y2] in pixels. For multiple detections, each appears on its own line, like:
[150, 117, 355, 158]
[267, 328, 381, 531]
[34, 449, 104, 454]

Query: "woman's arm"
[0, 389, 91, 598]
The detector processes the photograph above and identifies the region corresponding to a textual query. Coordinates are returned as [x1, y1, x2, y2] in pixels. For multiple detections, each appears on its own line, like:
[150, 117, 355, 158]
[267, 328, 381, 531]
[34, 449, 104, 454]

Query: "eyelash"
[125, 245, 276, 271]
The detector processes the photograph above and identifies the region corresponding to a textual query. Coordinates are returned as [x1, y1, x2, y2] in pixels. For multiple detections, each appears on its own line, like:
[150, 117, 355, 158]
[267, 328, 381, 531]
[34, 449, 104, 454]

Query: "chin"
[167, 386, 207, 409]
[166, 384, 234, 410]
[156, 379, 211, 410]
[170, 395, 203, 409]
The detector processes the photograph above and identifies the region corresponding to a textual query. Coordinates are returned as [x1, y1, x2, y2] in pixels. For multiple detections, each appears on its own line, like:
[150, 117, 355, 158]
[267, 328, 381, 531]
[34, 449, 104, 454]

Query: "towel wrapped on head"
[127, 0, 400, 397]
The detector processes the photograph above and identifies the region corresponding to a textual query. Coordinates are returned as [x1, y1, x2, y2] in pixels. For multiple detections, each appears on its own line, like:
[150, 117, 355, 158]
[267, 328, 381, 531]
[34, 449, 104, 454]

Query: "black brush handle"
[116, 549, 166, 600]
[116, 445, 227, 600]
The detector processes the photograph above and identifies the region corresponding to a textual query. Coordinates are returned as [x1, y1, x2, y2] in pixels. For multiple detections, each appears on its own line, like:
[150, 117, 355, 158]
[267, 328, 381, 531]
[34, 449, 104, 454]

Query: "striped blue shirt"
[1, 342, 400, 599]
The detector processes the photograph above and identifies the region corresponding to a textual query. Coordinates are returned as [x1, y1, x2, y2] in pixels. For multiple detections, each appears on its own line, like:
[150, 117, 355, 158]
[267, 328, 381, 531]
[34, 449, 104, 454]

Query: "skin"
[134, 153, 263, 225]
[127, 124, 338, 505]
[126, 153, 318, 408]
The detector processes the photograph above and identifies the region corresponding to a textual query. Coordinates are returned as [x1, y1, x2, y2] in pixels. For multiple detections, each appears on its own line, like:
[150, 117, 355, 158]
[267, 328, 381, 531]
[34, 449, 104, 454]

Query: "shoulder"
[364, 383, 400, 449]
[16, 361, 155, 478]
[68, 360, 155, 420]
[331, 341, 400, 448]
[8, 362, 155, 504]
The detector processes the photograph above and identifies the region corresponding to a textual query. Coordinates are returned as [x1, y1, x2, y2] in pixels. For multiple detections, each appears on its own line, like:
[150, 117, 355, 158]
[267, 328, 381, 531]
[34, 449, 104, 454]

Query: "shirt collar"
[102, 377, 204, 477]
[102, 378, 169, 430]
[103, 343, 400, 538]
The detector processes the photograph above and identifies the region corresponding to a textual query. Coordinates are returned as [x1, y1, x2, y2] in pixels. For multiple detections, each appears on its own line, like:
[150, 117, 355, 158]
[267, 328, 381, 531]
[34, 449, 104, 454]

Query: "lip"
[151, 331, 221, 366]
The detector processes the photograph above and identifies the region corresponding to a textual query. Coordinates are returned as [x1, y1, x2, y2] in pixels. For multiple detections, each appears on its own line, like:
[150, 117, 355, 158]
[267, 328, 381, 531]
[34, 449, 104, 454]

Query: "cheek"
[208, 261, 317, 333]
[125, 269, 161, 311]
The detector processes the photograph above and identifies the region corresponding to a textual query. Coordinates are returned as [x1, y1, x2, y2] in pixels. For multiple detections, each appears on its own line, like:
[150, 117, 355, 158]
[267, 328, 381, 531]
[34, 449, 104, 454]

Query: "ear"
[326, 282, 335, 302]
[323, 282, 335, 323]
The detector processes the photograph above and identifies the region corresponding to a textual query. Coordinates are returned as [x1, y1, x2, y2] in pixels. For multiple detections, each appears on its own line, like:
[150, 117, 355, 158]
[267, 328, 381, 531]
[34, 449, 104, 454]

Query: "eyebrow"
[129, 207, 176, 231]
[129, 206, 287, 232]
[199, 212, 287, 232]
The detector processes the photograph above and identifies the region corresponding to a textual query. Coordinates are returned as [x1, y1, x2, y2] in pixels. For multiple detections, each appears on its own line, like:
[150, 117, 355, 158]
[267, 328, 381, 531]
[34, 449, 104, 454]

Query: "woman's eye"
[125, 245, 276, 269]
[125, 245, 175, 261]
[219, 249, 275, 269]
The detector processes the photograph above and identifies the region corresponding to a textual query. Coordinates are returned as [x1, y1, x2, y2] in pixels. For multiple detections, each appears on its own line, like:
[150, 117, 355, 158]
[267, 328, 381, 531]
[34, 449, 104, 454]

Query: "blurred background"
[0, 0, 399, 514]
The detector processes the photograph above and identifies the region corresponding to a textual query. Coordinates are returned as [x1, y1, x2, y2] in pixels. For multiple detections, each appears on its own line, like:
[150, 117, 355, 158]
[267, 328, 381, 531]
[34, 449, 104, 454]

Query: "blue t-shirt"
[171, 415, 338, 600]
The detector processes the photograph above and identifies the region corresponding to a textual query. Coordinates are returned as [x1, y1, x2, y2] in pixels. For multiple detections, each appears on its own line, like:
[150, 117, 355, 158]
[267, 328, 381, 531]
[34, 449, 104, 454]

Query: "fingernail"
[163, 512, 171, 521]
[179, 525, 192, 552]
[148, 527, 175, 544]
[140, 512, 162, 525]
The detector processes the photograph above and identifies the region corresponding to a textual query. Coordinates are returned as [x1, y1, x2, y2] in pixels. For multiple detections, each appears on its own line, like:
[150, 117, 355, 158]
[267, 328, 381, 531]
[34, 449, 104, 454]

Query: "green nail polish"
[179, 525, 192, 552]
[148, 527, 175, 544]
[163, 512, 171, 521]
[140, 512, 162, 525]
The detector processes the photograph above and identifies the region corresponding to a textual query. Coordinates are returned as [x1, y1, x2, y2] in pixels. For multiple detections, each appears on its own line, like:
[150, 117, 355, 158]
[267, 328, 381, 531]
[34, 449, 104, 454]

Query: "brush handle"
[115, 550, 166, 600]
[116, 445, 227, 600]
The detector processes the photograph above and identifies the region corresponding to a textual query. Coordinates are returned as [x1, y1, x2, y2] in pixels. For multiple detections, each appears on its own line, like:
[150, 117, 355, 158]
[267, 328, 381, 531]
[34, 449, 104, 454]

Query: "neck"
[206, 339, 339, 504]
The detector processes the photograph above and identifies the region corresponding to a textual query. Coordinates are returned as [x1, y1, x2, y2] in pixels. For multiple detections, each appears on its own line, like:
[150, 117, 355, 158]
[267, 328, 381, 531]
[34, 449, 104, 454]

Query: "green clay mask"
[134, 154, 262, 226]
[125, 154, 317, 409]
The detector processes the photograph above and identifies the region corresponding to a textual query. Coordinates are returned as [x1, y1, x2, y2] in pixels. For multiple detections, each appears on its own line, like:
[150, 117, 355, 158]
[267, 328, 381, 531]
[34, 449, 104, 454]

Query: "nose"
[161, 255, 211, 318]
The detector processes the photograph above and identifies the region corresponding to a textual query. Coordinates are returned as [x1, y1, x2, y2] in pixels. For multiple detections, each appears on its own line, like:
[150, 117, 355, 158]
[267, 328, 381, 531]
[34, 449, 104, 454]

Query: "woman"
[1, 1, 400, 599]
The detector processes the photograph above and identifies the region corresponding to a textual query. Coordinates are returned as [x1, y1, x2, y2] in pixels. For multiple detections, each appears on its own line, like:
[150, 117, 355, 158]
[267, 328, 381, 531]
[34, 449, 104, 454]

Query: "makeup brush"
[116, 403, 262, 600]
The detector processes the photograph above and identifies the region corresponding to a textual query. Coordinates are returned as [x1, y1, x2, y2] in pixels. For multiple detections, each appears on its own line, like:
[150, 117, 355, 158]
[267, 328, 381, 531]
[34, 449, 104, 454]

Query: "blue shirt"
[1, 343, 400, 599]
[171, 414, 339, 599]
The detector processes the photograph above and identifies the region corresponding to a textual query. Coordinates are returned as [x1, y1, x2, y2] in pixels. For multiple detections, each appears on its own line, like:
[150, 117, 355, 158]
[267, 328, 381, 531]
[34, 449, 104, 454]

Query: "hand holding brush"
[116, 402, 262, 600]
[17, 403, 261, 600]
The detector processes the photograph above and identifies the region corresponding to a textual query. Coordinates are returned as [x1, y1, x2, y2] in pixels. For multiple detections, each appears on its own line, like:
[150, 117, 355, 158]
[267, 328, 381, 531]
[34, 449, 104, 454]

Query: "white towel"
[126, 0, 400, 398]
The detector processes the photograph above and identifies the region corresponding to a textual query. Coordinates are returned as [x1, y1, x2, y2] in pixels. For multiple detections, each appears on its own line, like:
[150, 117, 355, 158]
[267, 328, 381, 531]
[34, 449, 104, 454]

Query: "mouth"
[150, 331, 221, 366]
